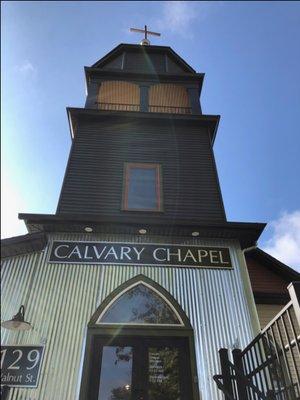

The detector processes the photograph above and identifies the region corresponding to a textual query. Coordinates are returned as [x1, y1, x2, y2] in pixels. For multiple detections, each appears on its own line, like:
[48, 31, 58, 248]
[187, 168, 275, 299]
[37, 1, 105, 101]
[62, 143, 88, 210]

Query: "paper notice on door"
[148, 347, 180, 400]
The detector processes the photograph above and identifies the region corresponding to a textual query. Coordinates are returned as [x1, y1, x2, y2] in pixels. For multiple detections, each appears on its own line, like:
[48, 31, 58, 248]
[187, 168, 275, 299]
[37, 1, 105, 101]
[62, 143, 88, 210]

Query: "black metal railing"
[148, 105, 192, 114]
[214, 350, 269, 400]
[95, 102, 192, 114]
[96, 102, 140, 111]
[214, 282, 300, 400]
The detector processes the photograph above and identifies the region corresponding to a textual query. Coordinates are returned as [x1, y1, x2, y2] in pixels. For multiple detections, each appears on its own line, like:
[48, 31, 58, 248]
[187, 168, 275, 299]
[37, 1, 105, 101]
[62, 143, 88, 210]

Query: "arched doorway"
[79, 275, 199, 400]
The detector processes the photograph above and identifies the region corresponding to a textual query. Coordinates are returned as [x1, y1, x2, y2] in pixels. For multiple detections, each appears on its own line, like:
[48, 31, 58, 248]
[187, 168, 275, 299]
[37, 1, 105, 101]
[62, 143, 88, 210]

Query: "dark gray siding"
[124, 52, 166, 73]
[167, 56, 186, 74]
[123, 51, 192, 75]
[125, 51, 166, 73]
[92, 44, 195, 73]
[57, 117, 225, 223]
[101, 53, 123, 70]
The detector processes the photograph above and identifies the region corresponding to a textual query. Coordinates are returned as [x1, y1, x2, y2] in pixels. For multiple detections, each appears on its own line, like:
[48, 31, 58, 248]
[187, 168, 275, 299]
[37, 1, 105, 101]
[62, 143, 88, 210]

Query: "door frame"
[79, 275, 200, 400]
[89, 334, 193, 400]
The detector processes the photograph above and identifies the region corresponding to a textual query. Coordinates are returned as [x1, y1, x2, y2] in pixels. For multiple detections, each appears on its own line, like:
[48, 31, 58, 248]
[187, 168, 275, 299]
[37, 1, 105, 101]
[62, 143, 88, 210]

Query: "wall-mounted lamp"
[1, 305, 32, 331]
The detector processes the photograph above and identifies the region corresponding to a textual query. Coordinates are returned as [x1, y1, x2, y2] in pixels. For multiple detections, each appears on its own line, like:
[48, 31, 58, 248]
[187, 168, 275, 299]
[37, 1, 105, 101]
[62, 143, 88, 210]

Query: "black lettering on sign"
[49, 241, 233, 269]
[1, 346, 44, 388]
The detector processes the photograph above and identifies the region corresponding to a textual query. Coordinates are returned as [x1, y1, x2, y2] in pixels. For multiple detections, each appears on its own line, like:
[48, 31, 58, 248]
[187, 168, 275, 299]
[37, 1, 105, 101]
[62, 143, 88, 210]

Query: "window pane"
[127, 166, 158, 210]
[98, 346, 132, 400]
[100, 284, 180, 324]
[148, 347, 181, 400]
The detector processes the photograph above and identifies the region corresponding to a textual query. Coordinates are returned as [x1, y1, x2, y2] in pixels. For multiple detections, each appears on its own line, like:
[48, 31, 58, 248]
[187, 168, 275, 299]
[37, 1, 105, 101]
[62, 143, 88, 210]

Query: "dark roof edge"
[66, 107, 220, 144]
[246, 247, 300, 280]
[85, 67, 204, 80]
[91, 43, 196, 73]
[18, 213, 266, 249]
[19, 212, 265, 228]
[67, 107, 219, 121]
[84, 68, 204, 88]
[1, 232, 47, 259]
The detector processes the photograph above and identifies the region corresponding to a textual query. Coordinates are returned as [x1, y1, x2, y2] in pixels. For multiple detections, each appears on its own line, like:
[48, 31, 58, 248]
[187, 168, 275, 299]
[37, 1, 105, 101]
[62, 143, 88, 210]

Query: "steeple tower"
[20, 41, 264, 248]
[3, 38, 286, 400]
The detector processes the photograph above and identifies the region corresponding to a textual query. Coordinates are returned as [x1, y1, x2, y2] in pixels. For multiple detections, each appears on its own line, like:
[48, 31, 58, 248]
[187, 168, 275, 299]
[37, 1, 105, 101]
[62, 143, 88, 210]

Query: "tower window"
[123, 163, 163, 211]
[97, 81, 140, 111]
[149, 84, 191, 114]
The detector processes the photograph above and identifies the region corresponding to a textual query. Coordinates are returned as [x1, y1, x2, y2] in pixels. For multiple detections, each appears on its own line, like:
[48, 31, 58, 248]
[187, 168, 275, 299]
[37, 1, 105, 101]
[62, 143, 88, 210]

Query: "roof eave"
[66, 107, 219, 143]
[1, 232, 47, 259]
[246, 248, 300, 280]
[19, 213, 266, 250]
[91, 43, 196, 73]
[85, 67, 204, 81]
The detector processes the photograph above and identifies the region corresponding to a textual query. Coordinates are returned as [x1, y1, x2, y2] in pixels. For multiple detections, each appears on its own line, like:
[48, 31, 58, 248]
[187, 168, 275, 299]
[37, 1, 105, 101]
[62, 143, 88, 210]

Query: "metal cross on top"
[130, 25, 161, 45]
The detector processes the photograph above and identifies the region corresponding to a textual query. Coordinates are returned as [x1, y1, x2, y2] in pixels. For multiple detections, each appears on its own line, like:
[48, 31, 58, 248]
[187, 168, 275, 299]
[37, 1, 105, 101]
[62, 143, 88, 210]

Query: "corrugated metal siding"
[57, 120, 226, 222]
[1, 233, 254, 400]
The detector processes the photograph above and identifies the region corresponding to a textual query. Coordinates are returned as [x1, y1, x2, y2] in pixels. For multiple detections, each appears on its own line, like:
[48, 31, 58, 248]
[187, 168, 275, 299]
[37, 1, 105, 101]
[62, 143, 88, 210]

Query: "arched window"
[97, 282, 182, 325]
[97, 81, 140, 111]
[89, 275, 191, 328]
[149, 84, 191, 114]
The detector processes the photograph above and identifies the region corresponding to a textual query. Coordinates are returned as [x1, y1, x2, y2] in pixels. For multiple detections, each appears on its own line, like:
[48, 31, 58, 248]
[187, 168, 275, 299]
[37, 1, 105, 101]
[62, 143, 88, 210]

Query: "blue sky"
[1, 1, 300, 270]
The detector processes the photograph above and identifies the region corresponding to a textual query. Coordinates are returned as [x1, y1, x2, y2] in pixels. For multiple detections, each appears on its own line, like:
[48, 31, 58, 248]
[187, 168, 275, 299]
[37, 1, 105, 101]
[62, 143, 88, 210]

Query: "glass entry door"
[89, 336, 193, 400]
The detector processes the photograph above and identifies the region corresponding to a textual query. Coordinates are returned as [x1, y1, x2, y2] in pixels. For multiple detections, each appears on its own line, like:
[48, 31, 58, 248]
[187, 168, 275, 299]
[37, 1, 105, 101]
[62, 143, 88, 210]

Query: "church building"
[1, 29, 299, 400]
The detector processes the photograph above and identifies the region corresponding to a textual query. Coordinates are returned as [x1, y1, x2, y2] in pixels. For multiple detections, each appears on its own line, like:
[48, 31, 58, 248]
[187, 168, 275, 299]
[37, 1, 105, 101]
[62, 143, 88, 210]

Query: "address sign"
[1, 345, 44, 388]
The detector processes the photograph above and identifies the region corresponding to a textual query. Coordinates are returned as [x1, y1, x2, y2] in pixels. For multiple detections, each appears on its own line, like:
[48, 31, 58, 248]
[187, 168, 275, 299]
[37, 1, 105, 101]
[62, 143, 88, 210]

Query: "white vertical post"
[287, 281, 300, 327]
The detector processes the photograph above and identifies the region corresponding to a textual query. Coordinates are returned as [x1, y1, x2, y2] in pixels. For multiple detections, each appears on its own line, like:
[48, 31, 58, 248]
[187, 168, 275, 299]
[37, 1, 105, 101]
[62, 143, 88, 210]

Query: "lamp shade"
[1, 305, 32, 331]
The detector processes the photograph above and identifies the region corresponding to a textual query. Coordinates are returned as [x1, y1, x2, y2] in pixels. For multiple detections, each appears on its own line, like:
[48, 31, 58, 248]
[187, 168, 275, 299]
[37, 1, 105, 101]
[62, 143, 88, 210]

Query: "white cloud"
[14, 60, 37, 76]
[1, 172, 28, 239]
[156, 1, 199, 38]
[154, 1, 218, 38]
[263, 210, 300, 272]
